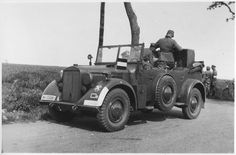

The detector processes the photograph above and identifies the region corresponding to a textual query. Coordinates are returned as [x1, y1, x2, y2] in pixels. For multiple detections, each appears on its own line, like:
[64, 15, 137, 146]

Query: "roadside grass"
[2, 106, 51, 124]
[2, 63, 64, 124]
[211, 79, 234, 101]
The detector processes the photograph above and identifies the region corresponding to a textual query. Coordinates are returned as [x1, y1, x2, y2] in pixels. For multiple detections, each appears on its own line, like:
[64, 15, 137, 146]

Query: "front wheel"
[97, 88, 130, 132]
[182, 88, 203, 119]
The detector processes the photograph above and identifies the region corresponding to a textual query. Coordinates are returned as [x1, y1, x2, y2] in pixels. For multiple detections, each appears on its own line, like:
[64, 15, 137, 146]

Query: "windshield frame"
[95, 43, 144, 65]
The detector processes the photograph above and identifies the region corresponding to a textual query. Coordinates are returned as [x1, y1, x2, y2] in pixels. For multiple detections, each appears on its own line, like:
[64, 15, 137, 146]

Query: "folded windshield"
[96, 45, 142, 64]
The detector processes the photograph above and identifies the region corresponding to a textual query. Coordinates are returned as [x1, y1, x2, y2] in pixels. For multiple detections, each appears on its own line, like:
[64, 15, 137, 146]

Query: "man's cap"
[206, 66, 210, 70]
[166, 30, 174, 37]
[211, 65, 216, 68]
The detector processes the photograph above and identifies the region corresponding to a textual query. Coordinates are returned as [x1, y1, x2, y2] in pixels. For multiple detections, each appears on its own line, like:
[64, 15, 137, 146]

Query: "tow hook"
[72, 105, 78, 111]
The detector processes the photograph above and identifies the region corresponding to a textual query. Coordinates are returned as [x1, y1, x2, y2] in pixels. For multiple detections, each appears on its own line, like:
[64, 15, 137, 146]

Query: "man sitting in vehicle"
[150, 30, 183, 69]
[203, 66, 212, 97]
[142, 48, 154, 70]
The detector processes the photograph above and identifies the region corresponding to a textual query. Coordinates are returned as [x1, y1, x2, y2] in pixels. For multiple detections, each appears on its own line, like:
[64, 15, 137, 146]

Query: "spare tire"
[155, 75, 177, 112]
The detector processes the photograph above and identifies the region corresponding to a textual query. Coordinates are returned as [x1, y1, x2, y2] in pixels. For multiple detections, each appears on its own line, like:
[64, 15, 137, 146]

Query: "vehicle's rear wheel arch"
[177, 79, 205, 105]
[193, 83, 205, 103]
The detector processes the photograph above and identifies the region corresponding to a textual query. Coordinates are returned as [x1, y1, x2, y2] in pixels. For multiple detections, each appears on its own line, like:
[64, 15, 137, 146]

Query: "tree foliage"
[207, 1, 235, 21]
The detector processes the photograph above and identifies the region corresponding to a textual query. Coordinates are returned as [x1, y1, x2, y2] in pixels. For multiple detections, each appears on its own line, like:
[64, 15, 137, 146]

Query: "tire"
[182, 88, 203, 119]
[97, 88, 130, 132]
[155, 76, 177, 112]
[48, 105, 74, 122]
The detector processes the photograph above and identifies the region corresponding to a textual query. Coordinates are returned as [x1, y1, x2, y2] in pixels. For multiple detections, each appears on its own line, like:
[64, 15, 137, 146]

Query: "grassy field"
[2, 63, 65, 123]
[210, 78, 234, 101]
[2, 63, 64, 80]
[2, 63, 234, 123]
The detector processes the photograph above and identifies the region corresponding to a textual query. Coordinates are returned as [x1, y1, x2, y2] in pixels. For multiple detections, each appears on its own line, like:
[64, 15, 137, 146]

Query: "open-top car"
[40, 43, 205, 132]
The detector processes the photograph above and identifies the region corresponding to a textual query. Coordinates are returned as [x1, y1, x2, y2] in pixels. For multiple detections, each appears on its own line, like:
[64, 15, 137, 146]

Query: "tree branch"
[207, 1, 235, 21]
[124, 2, 140, 45]
[220, 2, 235, 15]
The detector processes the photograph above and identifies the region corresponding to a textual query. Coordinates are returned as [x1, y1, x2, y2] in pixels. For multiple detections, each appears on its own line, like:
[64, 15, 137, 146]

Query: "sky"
[0, 1, 235, 79]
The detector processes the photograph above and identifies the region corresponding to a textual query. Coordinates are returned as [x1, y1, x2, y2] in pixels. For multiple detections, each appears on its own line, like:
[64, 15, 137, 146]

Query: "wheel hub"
[162, 85, 173, 103]
[190, 96, 198, 113]
[109, 101, 123, 123]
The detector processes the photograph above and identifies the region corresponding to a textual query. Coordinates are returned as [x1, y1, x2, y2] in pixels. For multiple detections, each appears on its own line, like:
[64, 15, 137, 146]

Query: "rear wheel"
[182, 88, 203, 119]
[48, 105, 74, 122]
[155, 76, 177, 112]
[97, 88, 130, 132]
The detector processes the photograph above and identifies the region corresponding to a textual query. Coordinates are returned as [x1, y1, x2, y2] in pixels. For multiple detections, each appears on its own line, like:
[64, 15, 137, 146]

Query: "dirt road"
[2, 99, 234, 153]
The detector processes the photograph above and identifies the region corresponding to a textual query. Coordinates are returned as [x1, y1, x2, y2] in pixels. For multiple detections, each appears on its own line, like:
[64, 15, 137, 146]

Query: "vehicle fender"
[82, 78, 137, 109]
[177, 79, 205, 106]
[40, 80, 61, 102]
[106, 78, 137, 110]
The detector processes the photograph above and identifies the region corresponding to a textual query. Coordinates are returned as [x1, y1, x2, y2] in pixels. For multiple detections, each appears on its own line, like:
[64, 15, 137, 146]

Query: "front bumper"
[39, 100, 99, 113]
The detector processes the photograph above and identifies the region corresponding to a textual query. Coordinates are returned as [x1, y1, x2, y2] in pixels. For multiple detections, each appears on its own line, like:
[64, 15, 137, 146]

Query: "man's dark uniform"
[203, 66, 212, 97]
[142, 48, 154, 70]
[211, 65, 217, 97]
[152, 30, 182, 68]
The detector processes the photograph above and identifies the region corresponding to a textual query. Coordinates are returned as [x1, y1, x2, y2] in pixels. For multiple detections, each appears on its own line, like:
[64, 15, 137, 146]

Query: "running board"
[174, 102, 185, 106]
[144, 106, 154, 110]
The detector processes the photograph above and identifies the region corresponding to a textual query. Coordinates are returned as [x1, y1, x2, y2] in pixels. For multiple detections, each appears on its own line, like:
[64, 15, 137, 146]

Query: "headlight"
[82, 73, 93, 85]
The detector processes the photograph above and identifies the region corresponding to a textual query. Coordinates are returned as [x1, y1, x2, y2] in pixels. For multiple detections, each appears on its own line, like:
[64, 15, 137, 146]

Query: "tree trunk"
[98, 2, 105, 47]
[124, 2, 140, 45]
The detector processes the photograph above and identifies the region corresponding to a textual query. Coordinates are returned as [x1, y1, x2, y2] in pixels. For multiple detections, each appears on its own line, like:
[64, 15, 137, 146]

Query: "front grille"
[62, 70, 81, 102]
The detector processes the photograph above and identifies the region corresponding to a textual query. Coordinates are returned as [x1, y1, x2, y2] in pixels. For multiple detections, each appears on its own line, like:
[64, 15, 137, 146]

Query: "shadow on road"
[128, 109, 184, 126]
[47, 115, 105, 132]
[46, 109, 184, 132]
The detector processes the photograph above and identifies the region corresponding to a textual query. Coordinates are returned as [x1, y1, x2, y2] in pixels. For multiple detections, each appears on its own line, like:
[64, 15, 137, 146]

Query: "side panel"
[170, 68, 203, 99]
[135, 85, 147, 109]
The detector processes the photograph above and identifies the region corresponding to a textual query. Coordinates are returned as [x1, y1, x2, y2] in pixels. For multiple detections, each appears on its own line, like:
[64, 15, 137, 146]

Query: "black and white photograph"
[1, 0, 234, 153]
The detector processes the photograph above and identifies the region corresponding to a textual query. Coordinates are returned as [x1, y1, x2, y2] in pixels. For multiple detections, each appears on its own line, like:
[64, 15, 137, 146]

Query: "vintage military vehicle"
[40, 43, 205, 132]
